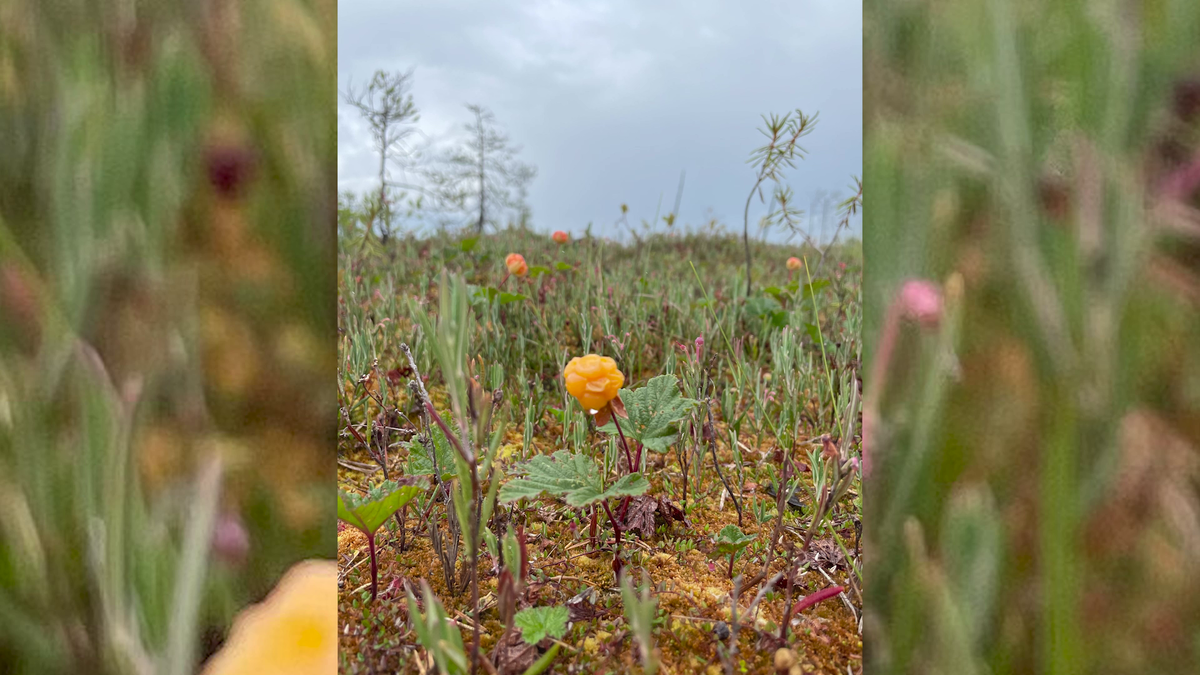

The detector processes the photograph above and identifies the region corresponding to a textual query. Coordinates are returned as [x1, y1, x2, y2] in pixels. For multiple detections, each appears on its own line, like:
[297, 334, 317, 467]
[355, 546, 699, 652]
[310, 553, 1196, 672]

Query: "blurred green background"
[864, 1, 1200, 674]
[0, 0, 335, 673]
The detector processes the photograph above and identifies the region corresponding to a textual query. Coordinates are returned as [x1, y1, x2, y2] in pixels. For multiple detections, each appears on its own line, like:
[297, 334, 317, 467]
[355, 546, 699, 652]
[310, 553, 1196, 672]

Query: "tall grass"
[865, 1, 1200, 673]
[0, 1, 335, 673]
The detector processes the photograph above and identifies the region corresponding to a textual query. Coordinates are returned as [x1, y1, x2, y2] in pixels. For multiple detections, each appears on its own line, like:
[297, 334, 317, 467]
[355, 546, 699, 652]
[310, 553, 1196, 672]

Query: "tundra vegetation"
[337, 195, 864, 673]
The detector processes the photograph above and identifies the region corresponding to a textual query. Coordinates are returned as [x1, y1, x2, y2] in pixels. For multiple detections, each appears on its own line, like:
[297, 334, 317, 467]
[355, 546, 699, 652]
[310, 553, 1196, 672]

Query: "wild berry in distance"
[505, 253, 528, 277]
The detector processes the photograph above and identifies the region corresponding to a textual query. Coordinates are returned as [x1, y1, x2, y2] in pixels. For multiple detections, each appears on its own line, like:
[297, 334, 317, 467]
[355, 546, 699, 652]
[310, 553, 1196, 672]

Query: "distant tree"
[341, 69, 426, 240]
[428, 104, 536, 234]
[742, 110, 817, 295]
[809, 188, 836, 242]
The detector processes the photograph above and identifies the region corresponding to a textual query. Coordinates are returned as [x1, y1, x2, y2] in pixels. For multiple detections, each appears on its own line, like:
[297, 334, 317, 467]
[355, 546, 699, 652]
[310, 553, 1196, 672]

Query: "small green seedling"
[407, 580, 468, 674]
[338, 478, 426, 600]
[620, 571, 660, 675]
[715, 525, 756, 579]
[513, 606, 569, 645]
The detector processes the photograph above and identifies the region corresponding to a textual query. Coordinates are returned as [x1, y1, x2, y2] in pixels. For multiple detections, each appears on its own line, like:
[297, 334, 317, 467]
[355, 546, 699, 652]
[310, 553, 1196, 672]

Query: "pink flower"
[212, 512, 250, 567]
[898, 279, 943, 328]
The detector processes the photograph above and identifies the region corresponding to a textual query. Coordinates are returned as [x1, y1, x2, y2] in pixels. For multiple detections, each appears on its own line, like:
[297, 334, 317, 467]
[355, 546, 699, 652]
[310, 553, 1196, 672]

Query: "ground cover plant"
[865, 1, 1200, 674]
[337, 216, 864, 673]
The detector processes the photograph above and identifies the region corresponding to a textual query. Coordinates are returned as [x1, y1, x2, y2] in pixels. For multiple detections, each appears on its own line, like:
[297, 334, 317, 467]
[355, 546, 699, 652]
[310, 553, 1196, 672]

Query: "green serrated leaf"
[460, 237, 478, 252]
[714, 524, 756, 555]
[528, 265, 551, 278]
[598, 375, 697, 452]
[514, 606, 569, 645]
[499, 450, 649, 506]
[407, 422, 459, 481]
[554, 261, 573, 271]
[338, 480, 425, 535]
[499, 291, 528, 304]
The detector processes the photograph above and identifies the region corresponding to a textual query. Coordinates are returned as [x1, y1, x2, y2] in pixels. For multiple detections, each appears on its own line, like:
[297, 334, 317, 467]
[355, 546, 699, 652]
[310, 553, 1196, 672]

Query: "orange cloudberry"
[563, 354, 624, 412]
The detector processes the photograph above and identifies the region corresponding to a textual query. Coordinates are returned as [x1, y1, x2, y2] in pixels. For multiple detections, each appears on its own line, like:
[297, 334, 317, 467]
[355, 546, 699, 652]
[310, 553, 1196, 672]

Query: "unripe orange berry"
[505, 253, 528, 277]
[552, 230, 569, 244]
[563, 354, 624, 412]
[786, 257, 801, 271]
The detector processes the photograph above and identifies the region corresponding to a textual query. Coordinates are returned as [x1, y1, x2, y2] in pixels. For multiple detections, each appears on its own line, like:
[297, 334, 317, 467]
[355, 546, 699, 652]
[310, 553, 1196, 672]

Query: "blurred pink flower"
[898, 279, 943, 327]
[212, 511, 250, 567]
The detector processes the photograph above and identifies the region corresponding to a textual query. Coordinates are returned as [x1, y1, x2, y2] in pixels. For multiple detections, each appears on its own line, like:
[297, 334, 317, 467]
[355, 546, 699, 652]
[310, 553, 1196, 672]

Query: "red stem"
[346, 422, 368, 448]
[611, 411, 635, 474]
[367, 532, 379, 601]
[426, 402, 473, 464]
[601, 499, 622, 556]
[788, 585, 844, 615]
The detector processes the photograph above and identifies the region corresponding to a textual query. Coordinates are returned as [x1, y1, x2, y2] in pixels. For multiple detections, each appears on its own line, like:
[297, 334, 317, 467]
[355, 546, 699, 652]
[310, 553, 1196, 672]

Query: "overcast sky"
[338, 0, 862, 241]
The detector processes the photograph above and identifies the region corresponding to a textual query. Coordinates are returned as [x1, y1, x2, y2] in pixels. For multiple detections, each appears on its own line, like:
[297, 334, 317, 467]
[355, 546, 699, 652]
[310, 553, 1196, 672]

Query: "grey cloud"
[338, 0, 861, 240]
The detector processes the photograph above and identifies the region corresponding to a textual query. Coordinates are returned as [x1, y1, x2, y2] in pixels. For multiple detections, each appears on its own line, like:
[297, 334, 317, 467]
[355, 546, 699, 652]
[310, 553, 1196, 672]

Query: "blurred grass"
[0, 1, 335, 673]
[865, 1, 1200, 674]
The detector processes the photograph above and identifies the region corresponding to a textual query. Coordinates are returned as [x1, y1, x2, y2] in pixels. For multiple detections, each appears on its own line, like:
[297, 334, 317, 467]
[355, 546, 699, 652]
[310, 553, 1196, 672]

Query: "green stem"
[1041, 390, 1081, 675]
[520, 643, 561, 675]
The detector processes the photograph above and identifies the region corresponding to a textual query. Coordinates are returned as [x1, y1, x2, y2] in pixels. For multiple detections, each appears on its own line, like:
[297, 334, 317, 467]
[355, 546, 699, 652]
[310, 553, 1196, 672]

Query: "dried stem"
[705, 401, 742, 526]
[742, 443, 791, 591]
